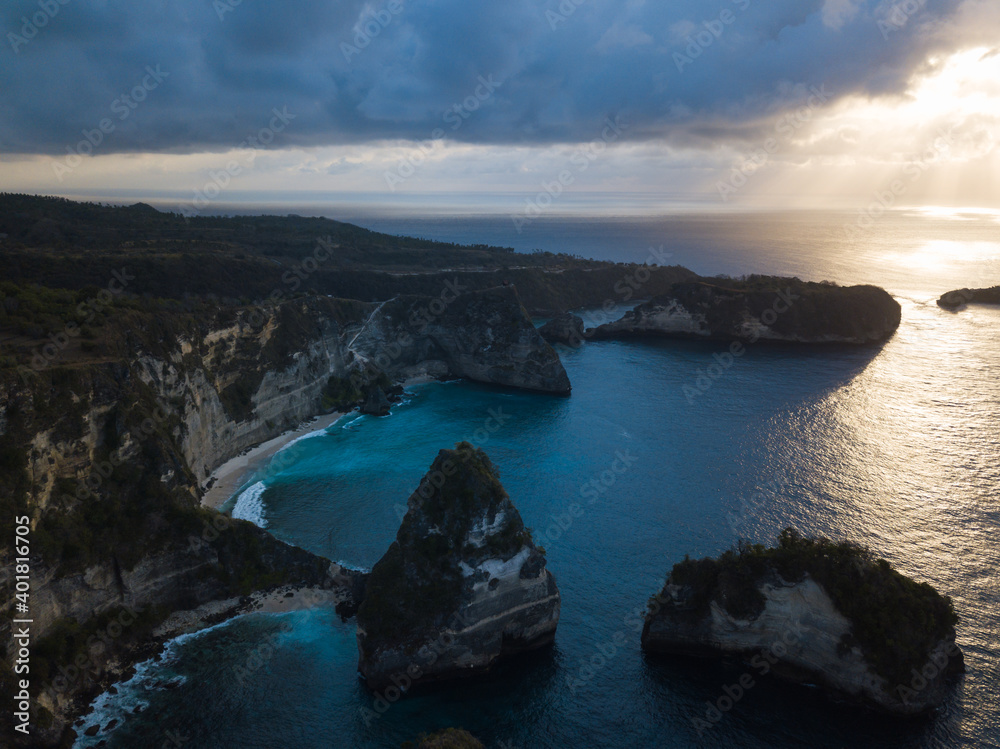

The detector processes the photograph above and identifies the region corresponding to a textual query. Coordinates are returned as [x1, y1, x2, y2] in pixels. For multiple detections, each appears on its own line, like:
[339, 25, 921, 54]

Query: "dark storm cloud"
[0, 0, 967, 155]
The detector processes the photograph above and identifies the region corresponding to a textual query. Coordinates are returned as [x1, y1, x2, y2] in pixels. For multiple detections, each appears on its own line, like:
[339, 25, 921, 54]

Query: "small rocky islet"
[641, 529, 963, 715]
[356, 443, 560, 690]
[937, 286, 1000, 309]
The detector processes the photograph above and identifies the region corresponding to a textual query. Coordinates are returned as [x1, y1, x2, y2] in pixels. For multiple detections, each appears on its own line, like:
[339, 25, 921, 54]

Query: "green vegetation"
[662, 277, 900, 342]
[660, 529, 958, 686]
[358, 443, 534, 649]
[0, 193, 697, 318]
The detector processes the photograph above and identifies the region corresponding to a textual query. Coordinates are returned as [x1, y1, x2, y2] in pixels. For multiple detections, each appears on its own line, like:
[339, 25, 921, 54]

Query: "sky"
[0, 0, 998, 214]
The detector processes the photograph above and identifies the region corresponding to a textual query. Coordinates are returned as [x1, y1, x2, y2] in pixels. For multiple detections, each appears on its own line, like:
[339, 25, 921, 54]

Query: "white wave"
[232, 481, 268, 528]
[340, 415, 365, 429]
[279, 425, 333, 452]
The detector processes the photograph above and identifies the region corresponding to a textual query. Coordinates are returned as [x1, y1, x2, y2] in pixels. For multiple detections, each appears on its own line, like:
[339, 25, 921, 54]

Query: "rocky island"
[356, 443, 560, 690]
[589, 278, 901, 344]
[937, 287, 1000, 309]
[641, 529, 963, 715]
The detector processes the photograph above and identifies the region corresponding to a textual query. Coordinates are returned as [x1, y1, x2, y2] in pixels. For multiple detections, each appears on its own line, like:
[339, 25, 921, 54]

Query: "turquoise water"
[75, 212, 1000, 748]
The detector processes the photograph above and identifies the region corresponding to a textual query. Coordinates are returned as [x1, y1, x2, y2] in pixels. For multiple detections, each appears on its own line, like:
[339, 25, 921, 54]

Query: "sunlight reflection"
[883, 240, 1000, 271]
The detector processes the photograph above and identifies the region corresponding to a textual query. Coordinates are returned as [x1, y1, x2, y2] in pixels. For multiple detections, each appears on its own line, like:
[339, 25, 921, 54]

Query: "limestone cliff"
[348, 286, 571, 393]
[589, 280, 901, 344]
[0, 286, 566, 745]
[641, 531, 962, 715]
[356, 443, 560, 690]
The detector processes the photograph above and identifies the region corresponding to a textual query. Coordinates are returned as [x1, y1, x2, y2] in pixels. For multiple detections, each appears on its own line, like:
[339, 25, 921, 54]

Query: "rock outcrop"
[641, 530, 962, 715]
[356, 443, 560, 690]
[349, 286, 571, 393]
[937, 286, 1000, 309]
[360, 385, 391, 416]
[538, 313, 586, 347]
[589, 280, 901, 344]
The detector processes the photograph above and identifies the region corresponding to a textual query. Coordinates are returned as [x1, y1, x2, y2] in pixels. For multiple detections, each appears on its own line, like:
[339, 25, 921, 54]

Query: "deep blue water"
[75, 211, 1000, 748]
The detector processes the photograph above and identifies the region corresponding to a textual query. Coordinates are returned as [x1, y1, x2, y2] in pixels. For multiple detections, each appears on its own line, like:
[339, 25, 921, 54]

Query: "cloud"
[821, 0, 862, 29]
[0, 0, 977, 158]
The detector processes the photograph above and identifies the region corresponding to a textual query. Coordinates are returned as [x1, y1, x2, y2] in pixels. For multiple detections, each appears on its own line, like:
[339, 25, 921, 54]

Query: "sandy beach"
[151, 582, 350, 640]
[200, 411, 346, 510]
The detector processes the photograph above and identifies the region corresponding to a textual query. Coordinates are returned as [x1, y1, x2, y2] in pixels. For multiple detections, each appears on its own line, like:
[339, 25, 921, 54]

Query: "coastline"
[152, 581, 352, 640]
[73, 581, 351, 744]
[200, 411, 347, 511]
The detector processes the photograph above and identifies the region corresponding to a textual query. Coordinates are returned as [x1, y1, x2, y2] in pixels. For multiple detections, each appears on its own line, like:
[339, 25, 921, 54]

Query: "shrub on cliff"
[660, 529, 958, 686]
[357, 443, 535, 651]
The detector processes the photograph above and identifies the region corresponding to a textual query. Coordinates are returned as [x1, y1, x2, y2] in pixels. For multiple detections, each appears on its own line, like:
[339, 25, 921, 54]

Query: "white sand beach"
[200, 411, 346, 511]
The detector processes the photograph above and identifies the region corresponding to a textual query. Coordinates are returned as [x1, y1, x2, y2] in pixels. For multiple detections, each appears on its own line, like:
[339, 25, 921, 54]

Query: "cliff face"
[538, 313, 585, 347]
[641, 532, 962, 716]
[348, 286, 571, 393]
[589, 280, 901, 344]
[356, 443, 560, 690]
[0, 286, 565, 745]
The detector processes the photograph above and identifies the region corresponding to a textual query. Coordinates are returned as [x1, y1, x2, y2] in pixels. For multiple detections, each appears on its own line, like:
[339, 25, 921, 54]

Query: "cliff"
[589, 279, 901, 344]
[347, 286, 571, 393]
[356, 443, 560, 690]
[641, 530, 962, 715]
[0, 286, 565, 745]
[937, 287, 1000, 309]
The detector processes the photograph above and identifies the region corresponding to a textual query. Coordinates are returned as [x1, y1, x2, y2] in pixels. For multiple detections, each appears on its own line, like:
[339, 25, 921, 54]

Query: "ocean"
[74, 209, 1000, 748]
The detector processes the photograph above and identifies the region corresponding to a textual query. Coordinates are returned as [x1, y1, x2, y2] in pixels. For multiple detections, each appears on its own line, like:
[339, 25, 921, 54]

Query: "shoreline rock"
[641, 530, 963, 715]
[356, 443, 560, 690]
[538, 313, 586, 348]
